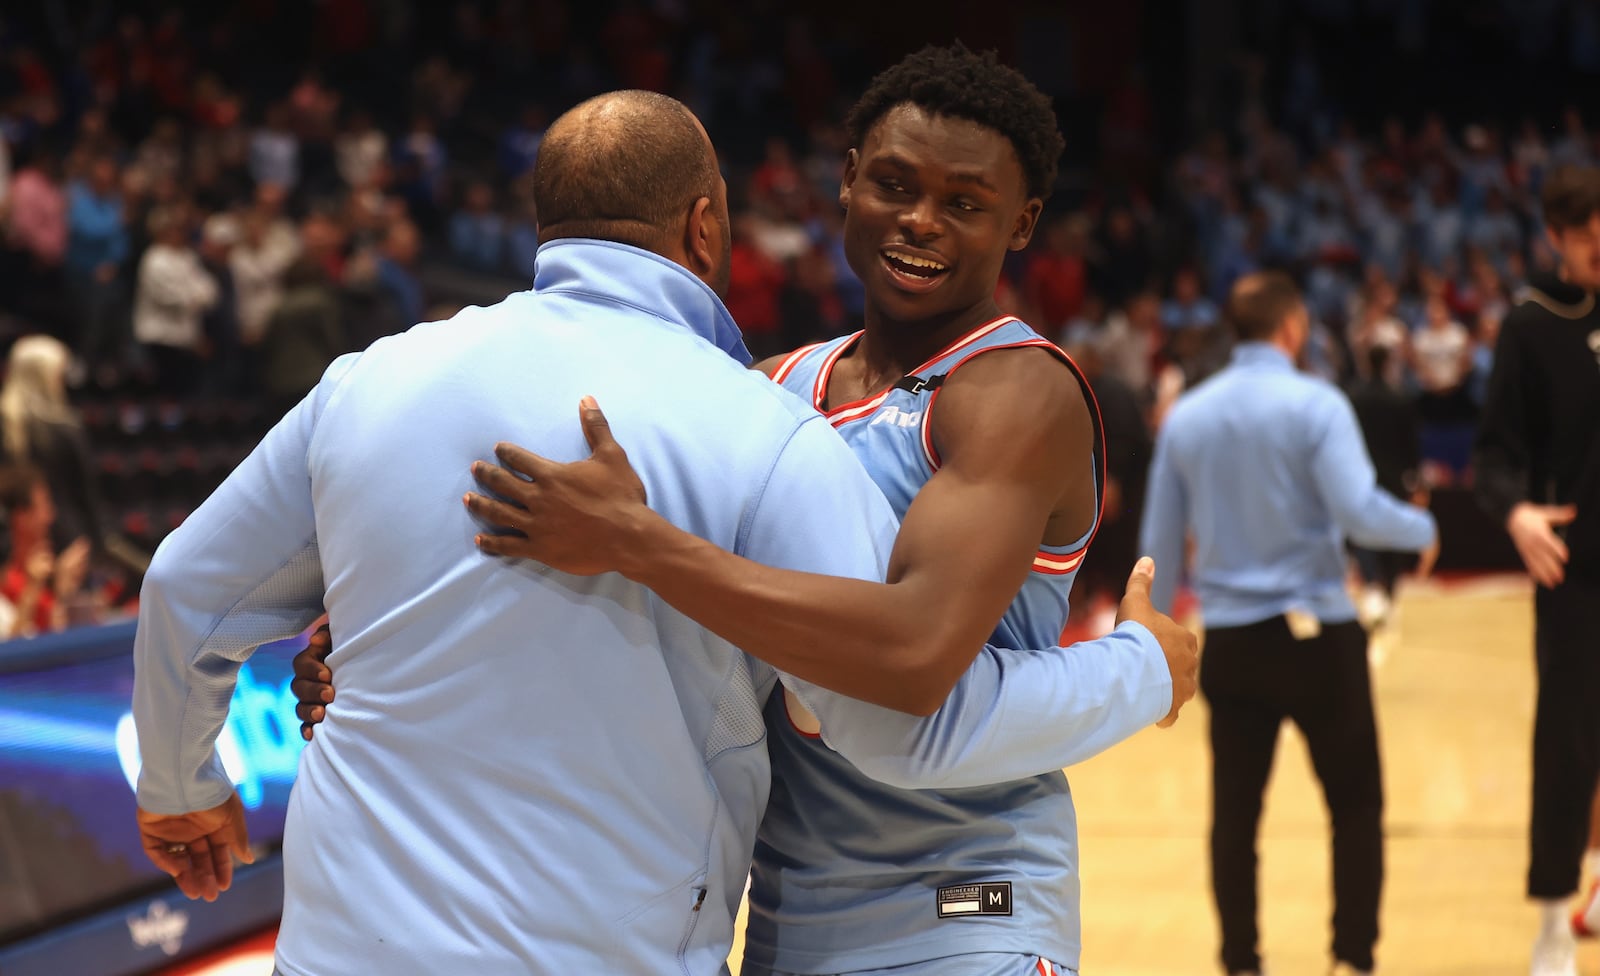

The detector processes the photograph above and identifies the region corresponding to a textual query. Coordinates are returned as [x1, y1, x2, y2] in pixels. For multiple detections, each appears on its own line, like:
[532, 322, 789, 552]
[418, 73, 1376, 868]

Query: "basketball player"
[1475, 164, 1600, 976]
[457, 45, 1189, 976]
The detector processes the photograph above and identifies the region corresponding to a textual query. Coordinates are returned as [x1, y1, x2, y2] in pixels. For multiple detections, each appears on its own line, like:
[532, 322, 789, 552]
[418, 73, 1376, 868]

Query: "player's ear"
[1009, 198, 1044, 251]
[839, 149, 859, 211]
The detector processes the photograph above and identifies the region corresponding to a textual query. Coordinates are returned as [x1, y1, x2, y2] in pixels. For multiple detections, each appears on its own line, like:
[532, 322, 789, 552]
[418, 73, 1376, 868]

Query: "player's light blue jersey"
[747, 315, 1107, 973]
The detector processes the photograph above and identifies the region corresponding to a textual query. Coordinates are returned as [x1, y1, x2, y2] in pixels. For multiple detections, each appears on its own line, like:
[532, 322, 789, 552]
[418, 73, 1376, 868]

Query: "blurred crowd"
[0, 1, 1585, 633]
[1043, 108, 1576, 491]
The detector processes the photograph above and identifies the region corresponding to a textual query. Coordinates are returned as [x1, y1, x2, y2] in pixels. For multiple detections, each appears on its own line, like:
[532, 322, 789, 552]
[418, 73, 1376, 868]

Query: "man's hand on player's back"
[1114, 557, 1198, 728]
[466, 396, 653, 576]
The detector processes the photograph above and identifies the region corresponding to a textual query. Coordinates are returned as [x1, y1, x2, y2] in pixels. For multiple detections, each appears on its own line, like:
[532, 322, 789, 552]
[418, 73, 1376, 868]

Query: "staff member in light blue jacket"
[129, 90, 910, 976]
[1140, 271, 1438, 976]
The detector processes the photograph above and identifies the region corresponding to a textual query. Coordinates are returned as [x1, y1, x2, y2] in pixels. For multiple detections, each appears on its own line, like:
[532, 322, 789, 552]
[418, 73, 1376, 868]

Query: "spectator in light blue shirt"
[447, 179, 506, 272]
[1140, 271, 1436, 976]
[65, 155, 129, 367]
[375, 218, 425, 331]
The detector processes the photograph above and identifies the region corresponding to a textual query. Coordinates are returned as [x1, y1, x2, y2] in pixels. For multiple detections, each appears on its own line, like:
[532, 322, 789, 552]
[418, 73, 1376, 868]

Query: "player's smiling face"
[840, 104, 1042, 326]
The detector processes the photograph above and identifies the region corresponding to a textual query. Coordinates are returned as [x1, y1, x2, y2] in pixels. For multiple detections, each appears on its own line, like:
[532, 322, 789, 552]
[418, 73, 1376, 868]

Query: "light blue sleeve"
[1139, 425, 1188, 616]
[1309, 392, 1437, 552]
[736, 414, 899, 583]
[132, 354, 359, 815]
[783, 622, 1171, 789]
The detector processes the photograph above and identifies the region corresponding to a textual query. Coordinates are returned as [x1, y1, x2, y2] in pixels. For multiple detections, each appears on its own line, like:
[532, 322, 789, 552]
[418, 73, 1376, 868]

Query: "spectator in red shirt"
[1024, 213, 1090, 332]
[724, 214, 786, 359]
[0, 464, 89, 637]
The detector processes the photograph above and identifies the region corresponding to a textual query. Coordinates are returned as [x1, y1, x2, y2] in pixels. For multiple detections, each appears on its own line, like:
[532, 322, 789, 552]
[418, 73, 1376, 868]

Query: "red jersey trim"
[1032, 549, 1087, 575]
[814, 315, 1018, 426]
[813, 331, 864, 414]
[770, 342, 824, 385]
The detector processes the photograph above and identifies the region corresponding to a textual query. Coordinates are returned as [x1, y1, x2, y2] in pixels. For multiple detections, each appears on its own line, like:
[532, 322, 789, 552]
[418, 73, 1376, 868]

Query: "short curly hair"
[845, 43, 1064, 201]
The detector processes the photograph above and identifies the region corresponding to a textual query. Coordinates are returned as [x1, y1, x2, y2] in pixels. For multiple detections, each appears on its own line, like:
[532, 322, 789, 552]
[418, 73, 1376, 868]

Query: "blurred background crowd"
[0, 0, 1596, 634]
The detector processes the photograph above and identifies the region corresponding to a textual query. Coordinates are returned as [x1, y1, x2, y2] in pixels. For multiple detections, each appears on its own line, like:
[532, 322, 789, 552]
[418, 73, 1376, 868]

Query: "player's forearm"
[620, 513, 974, 715]
[1472, 437, 1528, 524]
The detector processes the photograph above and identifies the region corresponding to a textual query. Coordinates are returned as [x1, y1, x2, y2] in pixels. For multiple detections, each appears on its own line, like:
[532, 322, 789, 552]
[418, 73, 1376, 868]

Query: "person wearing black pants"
[1473, 166, 1600, 976]
[1140, 272, 1436, 976]
[1203, 617, 1381, 974]
[1530, 583, 1600, 899]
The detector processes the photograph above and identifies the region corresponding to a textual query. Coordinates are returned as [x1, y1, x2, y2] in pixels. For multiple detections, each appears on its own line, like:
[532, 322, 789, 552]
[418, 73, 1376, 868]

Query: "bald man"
[131, 91, 912, 975]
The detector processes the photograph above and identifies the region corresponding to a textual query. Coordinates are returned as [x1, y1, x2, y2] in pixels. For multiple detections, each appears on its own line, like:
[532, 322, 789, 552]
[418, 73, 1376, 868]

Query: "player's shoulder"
[752, 353, 789, 379]
[941, 343, 1087, 426]
[941, 338, 1080, 396]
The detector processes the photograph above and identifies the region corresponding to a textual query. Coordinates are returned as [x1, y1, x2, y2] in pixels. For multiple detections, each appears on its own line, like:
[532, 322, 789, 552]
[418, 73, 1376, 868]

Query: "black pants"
[1202, 618, 1382, 973]
[1529, 578, 1600, 898]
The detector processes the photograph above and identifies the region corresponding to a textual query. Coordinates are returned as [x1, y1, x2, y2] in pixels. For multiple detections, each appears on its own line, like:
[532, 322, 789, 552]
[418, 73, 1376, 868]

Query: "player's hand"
[53, 537, 91, 595]
[1414, 536, 1440, 580]
[136, 792, 255, 902]
[465, 397, 651, 576]
[1114, 557, 1198, 728]
[1507, 502, 1577, 589]
[22, 544, 54, 585]
[292, 624, 335, 741]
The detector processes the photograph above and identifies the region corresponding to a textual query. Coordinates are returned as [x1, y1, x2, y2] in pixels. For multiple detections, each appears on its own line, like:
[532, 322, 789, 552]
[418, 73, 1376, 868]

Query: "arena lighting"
[0, 660, 302, 810]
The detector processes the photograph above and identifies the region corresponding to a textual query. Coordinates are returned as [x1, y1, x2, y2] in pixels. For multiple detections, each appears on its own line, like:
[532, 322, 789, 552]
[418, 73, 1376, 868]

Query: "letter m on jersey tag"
[935, 881, 1012, 918]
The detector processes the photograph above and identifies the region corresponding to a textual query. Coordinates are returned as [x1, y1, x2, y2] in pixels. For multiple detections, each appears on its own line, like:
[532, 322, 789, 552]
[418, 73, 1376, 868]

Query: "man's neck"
[854, 298, 1005, 382]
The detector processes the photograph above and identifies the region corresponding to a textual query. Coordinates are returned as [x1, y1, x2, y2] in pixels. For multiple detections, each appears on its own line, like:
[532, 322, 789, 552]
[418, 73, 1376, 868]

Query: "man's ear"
[1009, 198, 1044, 251]
[838, 148, 859, 212]
[684, 195, 717, 278]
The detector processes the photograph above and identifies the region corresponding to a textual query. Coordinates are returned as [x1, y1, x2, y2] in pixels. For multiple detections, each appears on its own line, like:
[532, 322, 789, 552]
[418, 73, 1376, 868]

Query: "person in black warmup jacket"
[1474, 164, 1600, 976]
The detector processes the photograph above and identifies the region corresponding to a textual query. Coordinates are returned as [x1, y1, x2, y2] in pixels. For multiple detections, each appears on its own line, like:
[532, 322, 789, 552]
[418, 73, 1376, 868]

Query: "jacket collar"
[1230, 341, 1294, 370]
[533, 239, 751, 366]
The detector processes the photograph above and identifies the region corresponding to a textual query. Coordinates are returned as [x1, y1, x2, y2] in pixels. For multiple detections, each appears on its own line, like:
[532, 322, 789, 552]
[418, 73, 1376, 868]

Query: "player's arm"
[133, 355, 354, 898]
[1308, 392, 1437, 552]
[1472, 314, 1575, 586]
[787, 556, 1193, 789]
[467, 349, 1091, 716]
